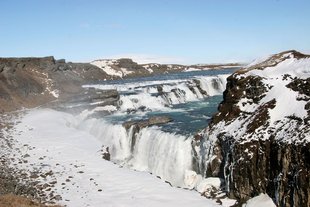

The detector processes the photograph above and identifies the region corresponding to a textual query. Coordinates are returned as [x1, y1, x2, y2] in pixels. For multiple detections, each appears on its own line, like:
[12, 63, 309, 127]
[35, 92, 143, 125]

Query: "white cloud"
[108, 54, 187, 64]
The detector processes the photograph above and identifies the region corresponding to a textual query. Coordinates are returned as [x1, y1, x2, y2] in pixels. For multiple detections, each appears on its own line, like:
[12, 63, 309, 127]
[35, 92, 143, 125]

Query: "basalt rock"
[123, 116, 173, 130]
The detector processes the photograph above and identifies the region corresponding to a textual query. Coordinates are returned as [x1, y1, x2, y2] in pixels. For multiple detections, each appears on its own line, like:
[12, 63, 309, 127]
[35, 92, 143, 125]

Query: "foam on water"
[87, 75, 228, 113]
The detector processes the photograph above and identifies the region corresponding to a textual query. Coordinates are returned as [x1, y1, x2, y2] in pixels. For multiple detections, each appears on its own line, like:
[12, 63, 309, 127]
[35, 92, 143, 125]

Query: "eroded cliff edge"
[195, 50, 310, 206]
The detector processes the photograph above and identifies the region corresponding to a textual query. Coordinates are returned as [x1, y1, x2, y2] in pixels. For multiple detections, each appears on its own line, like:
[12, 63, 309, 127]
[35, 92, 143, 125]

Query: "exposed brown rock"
[122, 116, 173, 130]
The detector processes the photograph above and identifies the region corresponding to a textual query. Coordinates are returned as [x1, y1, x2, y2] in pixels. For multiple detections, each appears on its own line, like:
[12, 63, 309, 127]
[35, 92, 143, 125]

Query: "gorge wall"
[197, 50, 310, 206]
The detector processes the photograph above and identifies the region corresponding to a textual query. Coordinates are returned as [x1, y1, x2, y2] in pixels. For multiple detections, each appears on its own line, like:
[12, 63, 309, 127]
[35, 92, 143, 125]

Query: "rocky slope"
[0, 57, 114, 112]
[196, 50, 310, 206]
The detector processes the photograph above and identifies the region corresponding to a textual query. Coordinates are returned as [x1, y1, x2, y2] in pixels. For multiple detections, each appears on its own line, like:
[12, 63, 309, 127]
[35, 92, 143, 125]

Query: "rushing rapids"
[65, 70, 233, 187]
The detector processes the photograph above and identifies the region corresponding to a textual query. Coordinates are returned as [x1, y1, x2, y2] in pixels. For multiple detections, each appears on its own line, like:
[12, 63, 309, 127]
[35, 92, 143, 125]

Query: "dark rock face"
[220, 139, 310, 207]
[116, 58, 144, 71]
[200, 51, 310, 207]
[123, 116, 173, 130]
[212, 75, 268, 125]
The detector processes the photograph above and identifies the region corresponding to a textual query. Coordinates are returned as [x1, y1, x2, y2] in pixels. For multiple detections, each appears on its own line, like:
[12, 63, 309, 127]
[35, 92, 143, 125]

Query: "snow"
[196, 177, 222, 194]
[11, 109, 221, 207]
[184, 67, 202, 72]
[242, 194, 276, 207]
[247, 55, 310, 79]
[90, 59, 123, 77]
[208, 53, 310, 143]
[246, 55, 271, 68]
[50, 89, 60, 98]
[120, 67, 133, 76]
[142, 65, 154, 73]
[260, 78, 307, 124]
[184, 170, 202, 189]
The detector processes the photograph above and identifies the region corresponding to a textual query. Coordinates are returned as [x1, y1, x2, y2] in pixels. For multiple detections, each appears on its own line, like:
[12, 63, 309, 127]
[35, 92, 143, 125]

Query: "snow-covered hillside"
[6, 109, 236, 207]
[91, 59, 133, 78]
[197, 50, 310, 206]
[90, 58, 241, 78]
[210, 50, 310, 143]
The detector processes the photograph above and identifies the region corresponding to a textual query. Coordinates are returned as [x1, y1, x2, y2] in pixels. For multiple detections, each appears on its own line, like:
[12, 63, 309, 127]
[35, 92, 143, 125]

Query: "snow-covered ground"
[208, 51, 310, 144]
[91, 59, 128, 77]
[242, 194, 276, 207]
[9, 109, 237, 207]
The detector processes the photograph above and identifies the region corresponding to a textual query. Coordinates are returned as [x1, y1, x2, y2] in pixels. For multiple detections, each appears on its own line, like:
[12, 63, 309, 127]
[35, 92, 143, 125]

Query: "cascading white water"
[74, 118, 131, 162]
[70, 117, 194, 187]
[74, 73, 230, 188]
[87, 75, 228, 112]
[198, 75, 228, 96]
[128, 127, 193, 186]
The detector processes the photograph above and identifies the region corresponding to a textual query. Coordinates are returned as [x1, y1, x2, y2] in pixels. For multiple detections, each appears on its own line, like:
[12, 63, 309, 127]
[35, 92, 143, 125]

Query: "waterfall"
[86, 75, 228, 112]
[72, 118, 194, 187]
[128, 127, 193, 186]
[73, 74, 229, 187]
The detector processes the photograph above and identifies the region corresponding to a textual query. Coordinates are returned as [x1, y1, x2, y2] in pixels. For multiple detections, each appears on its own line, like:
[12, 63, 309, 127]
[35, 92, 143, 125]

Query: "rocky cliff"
[197, 50, 310, 206]
[0, 56, 115, 112]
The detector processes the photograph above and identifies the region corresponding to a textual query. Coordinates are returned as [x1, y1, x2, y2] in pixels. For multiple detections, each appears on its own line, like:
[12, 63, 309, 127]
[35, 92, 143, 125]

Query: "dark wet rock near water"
[123, 116, 173, 130]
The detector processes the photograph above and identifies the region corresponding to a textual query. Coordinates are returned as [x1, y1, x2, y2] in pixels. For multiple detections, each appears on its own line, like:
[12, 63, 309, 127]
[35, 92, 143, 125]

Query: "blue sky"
[0, 0, 309, 64]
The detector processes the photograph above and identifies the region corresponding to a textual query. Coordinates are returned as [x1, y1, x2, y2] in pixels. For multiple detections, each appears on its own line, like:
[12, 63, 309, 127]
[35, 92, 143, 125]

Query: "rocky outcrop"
[123, 116, 173, 130]
[123, 116, 173, 153]
[0, 57, 111, 112]
[199, 50, 310, 206]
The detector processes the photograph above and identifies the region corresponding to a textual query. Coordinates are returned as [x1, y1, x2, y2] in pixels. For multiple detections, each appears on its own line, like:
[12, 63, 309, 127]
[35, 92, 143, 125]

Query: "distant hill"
[90, 58, 241, 78]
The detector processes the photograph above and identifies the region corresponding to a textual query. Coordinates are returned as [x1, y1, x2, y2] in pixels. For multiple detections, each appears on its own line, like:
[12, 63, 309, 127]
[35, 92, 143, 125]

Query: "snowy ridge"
[91, 59, 132, 77]
[90, 58, 241, 79]
[209, 51, 310, 144]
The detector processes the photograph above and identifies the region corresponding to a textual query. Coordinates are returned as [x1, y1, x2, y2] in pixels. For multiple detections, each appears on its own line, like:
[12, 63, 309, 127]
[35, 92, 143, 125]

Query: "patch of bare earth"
[0, 194, 61, 207]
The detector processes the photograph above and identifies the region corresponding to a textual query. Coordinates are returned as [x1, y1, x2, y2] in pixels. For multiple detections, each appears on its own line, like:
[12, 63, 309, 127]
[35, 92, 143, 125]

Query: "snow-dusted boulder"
[183, 170, 202, 189]
[196, 177, 222, 195]
[242, 193, 276, 207]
